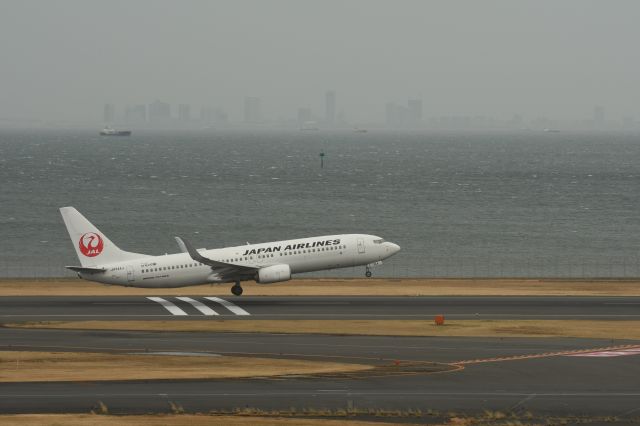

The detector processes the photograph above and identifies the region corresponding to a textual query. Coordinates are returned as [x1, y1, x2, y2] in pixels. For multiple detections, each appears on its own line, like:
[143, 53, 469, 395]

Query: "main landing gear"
[365, 266, 372, 278]
[231, 281, 243, 296]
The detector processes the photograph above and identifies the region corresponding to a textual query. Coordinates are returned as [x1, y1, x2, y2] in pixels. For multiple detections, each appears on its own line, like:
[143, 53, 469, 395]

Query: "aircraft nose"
[387, 242, 401, 254]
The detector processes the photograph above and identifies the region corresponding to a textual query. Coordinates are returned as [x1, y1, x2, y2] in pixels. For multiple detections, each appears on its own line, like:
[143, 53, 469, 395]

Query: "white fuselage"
[81, 234, 400, 288]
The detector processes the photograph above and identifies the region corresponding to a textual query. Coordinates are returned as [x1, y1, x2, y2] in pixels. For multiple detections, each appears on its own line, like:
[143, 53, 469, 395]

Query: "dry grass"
[0, 351, 371, 383]
[0, 415, 407, 426]
[9, 319, 640, 340]
[3, 277, 640, 296]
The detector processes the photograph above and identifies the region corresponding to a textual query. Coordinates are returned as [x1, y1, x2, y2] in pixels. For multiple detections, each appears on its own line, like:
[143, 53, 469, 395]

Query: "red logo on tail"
[79, 233, 104, 257]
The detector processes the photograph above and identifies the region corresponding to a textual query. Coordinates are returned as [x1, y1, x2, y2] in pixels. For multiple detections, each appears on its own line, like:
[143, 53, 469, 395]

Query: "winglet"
[175, 236, 188, 253]
[175, 236, 217, 267]
[175, 236, 257, 271]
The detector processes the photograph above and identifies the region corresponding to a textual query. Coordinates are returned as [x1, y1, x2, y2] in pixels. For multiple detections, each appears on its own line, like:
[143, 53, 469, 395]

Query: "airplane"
[60, 206, 401, 296]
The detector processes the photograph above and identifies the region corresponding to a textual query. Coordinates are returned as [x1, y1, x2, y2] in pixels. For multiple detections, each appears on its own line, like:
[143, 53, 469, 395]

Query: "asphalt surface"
[1, 296, 640, 419]
[2, 328, 640, 418]
[1, 295, 640, 321]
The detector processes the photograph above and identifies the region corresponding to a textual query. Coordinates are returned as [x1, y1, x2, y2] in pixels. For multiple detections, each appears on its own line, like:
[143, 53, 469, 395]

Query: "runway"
[1, 295, 640, 419]
[1, 327, 640, 418]
[2, 295, 640, 321]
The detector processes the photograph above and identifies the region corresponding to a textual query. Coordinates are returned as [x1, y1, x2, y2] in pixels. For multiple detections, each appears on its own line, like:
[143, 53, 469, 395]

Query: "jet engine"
[256, 264, 291, 284]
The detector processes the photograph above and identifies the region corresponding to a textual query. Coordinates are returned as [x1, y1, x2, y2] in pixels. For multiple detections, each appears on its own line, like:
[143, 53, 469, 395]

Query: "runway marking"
[510, 393, 536, 411]
[454, 344, 640, 365]
[176, 297, 219, 316]
[3, 391, 640, 398]
[205, 297, 250, 316]
[146, 297, 188, 316]
[4, 313, 640, 319]
[565, 346, 640, 357]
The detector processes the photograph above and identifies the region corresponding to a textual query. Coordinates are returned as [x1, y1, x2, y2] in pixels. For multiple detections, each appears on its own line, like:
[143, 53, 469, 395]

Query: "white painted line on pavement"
[176, 297, 219, 316]
[147, 297, 188, 316]
[205, 297, 250, 316]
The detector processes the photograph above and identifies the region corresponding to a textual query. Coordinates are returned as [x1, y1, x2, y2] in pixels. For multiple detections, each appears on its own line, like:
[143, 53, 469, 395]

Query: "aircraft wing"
[65, 266, 107, 274]
[175, 237, 259, 274]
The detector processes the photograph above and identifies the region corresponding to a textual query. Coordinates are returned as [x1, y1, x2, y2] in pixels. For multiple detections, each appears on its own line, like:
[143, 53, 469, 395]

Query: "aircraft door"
[126, 265, 135, 282]
[357, 238, 365, 254]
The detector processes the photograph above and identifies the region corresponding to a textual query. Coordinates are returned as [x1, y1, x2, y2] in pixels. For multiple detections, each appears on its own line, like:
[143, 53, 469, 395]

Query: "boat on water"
[100, 126, 132, 136]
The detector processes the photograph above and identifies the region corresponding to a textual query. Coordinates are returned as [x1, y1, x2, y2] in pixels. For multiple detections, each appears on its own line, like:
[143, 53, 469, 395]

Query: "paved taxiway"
[1, 296, 639, 418]
[1, 328, 640, 417]
[2, 296, 640, 321]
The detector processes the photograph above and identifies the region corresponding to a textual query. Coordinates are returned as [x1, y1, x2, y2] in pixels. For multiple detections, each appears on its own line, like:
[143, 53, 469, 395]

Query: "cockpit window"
[373, 239, 385, 244]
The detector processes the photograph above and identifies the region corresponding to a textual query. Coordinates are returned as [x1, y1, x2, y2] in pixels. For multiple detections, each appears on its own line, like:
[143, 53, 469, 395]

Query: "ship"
[100, 126, 132, 136]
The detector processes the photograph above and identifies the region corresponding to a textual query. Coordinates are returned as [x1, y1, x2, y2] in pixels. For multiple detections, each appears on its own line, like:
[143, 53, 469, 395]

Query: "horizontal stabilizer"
[65, 266, 107, 274]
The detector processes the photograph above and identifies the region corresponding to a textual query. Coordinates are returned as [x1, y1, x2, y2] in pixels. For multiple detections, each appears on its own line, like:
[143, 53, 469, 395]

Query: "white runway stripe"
[147, 297, 188, 316]
[176, 297, 219, 316]
[566, 347, 640, 357]
[205, 297, 251, 316]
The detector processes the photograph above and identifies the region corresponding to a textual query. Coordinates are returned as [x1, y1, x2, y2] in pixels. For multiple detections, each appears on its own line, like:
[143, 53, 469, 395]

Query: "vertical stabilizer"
[59, 207, 147, 266]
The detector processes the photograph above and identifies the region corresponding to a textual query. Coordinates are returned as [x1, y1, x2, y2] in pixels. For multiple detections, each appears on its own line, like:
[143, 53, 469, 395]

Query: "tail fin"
[60, 207, 146, 266]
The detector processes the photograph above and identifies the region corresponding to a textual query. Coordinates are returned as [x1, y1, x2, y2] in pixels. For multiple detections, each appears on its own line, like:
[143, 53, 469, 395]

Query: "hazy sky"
[1, 0, 639, 122]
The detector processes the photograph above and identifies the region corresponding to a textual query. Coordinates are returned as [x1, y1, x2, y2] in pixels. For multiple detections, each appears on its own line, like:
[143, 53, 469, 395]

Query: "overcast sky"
[1, 0, 638, 122]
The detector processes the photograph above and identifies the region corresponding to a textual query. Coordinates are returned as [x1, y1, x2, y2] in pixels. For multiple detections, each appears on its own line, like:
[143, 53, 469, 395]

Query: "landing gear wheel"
[231, 283, 243, 296]
[365, 269, 372, 278]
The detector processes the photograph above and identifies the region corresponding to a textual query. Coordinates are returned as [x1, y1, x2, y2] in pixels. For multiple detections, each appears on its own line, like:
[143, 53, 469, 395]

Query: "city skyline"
[95, 95, 634, 131]
[1, 1, 639, 125]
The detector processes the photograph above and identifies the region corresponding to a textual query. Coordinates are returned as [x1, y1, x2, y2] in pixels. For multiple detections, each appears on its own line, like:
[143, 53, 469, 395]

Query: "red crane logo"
[79, 233, 104, 257]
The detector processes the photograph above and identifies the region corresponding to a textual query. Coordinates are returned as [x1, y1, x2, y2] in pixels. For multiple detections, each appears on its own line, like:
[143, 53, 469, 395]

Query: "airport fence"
[3, 256, 640, 279]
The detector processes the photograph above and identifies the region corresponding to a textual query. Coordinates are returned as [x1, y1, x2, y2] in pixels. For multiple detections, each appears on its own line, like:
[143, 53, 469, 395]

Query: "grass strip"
[0, 351, 371, 383]
[2, 278, 640, 296]
[0, 415, 407, 426]
[8, 319, 640, 340]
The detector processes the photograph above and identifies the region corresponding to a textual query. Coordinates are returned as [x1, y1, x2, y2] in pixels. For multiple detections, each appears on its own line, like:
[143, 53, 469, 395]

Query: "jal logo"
[79, 232, 104, 257]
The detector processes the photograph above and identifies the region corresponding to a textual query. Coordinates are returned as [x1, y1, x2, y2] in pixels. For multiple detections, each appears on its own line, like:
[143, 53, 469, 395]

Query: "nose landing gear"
[231, 281, 243, 296]
[365, 261, 382, 278]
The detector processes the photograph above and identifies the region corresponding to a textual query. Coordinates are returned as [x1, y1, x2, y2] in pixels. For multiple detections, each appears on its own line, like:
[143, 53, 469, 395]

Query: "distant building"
[325, 90, 336, 125]
[178, 104, 191, 122]
[200, 106, 228, 125]
[125, 104, 146, 123]
[215, 108, 229, 124]
[385, 102, 408, 127]
[407, 99, 422, 125]
[148, 100, 171, 123]
[200, 106, 214, 124]
[103, 104, 115, 123]
[244, 97, 261, 123]
[593, 105, 605, 127]
[297, 107, 312, 126]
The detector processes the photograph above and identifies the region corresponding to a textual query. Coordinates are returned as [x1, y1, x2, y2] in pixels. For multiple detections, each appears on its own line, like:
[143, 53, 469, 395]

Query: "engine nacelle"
[256, 264, 291, 284]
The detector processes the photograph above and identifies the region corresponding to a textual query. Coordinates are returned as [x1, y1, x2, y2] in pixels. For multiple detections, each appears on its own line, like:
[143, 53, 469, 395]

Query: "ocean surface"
[2, 127, 640, 278]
